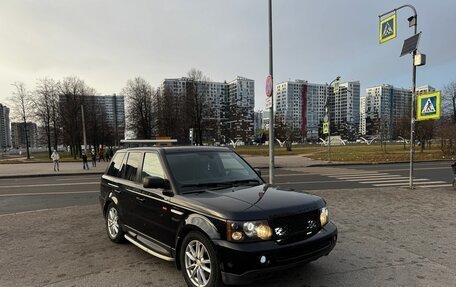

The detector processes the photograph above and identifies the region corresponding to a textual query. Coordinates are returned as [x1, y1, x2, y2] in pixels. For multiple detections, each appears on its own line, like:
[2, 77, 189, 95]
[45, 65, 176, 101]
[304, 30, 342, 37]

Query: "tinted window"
[165, 151, 259, 186]
[142, 153, 165, 180]
[122, 152, 142, 182]
[106, 152, 125, 177]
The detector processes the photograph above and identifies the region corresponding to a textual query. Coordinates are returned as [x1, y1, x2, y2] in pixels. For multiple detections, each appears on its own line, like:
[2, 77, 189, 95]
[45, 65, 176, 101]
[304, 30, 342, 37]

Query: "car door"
[118, 151, 145, 232]
[137, 152, 174, 247]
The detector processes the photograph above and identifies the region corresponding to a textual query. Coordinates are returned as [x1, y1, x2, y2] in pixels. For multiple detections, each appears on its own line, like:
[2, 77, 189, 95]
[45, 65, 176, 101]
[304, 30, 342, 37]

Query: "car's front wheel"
[180, 231, 222, 287]
[105, 203, 125, 243]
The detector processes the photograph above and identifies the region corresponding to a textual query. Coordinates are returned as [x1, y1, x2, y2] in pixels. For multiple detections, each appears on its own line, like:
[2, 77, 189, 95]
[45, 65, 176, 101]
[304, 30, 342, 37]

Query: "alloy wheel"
[184, 239, 212, 287]
[107, 207, 119, 238]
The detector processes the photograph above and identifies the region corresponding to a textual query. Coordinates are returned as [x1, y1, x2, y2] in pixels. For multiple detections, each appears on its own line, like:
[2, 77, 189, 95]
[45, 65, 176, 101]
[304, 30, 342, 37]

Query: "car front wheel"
[106, 203, 125, 243]
[180, 231, 222, 287]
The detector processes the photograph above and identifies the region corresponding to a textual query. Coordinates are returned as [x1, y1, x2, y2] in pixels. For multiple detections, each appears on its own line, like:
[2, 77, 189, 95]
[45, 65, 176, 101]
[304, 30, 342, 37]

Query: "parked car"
[100, 146, 337, 287]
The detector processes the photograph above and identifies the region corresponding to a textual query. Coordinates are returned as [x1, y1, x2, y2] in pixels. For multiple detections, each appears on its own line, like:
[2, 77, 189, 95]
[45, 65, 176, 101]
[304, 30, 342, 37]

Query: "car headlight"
[320, 207, 329, 226]
[227, 220, 272, 242]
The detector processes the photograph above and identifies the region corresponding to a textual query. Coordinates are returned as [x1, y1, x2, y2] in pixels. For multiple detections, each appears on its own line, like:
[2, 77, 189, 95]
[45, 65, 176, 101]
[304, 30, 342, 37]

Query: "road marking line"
[0, 182, 99, 189]
[360, 178, 429, 184]
[373, 181, 447, 187]
[317, 172, 382, 176]
[343, 176, 403, 181]
[0, 190, 98, 197]
[336, 175, 400, 180]
[263, 173, 307, 177]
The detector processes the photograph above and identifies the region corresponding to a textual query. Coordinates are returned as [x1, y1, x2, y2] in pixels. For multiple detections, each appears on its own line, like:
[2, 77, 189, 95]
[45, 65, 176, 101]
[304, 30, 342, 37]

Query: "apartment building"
[0, 104, 11, 149]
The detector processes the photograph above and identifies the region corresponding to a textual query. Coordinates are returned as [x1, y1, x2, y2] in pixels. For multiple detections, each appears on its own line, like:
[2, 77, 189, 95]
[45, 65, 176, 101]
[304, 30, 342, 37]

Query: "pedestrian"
[51, 149, 60, 171]
[105, 148, 111, 161]
[91, 150, 97, 167]
[82, 152, 89, 170]
[98, 149, 104, 162]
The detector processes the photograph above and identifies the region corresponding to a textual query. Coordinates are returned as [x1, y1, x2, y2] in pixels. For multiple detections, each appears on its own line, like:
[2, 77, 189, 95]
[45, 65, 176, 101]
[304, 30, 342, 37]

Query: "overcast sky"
[1, 0, 455, 111]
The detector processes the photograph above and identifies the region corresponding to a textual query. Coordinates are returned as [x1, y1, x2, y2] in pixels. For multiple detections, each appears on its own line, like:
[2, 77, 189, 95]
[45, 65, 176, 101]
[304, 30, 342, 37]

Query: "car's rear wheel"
[180, 231, 222, 287]
[106, 203, 125, 243]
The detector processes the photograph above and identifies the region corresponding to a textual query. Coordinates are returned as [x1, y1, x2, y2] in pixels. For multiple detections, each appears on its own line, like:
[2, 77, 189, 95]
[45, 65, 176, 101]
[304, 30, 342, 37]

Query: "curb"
[308, 159, 453, 167]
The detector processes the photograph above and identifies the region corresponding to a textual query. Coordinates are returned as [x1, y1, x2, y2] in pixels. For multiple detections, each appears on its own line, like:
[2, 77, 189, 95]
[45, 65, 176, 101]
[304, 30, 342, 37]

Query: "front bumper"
[214, 222, 337, 285]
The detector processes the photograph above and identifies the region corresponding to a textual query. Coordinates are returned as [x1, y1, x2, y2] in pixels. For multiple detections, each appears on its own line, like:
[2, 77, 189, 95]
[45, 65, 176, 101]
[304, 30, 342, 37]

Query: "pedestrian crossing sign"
[416, 91, 441, 121]
[379, 13, 397, 44]
[323, 122, 329, 135]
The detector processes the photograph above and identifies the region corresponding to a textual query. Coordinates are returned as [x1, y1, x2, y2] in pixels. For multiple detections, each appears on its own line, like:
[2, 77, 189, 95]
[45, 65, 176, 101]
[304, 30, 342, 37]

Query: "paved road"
[0, 174, 101, 215]
[1, 182, 455, 286]
[1, 161, 453, 215]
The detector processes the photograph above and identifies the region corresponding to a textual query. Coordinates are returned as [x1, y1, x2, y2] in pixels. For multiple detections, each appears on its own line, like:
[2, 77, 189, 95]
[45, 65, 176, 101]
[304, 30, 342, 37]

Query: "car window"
[219, 152, 250, 177]
[122, 152, 142, 182]
[106, 152, 125, 177]
[142, 152, 165, 180]
[165, 151, 259, 187]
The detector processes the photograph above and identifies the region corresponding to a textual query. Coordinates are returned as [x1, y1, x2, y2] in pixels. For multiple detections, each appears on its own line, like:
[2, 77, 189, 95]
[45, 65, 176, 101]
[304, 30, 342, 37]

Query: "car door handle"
[136, 197, 145, 202]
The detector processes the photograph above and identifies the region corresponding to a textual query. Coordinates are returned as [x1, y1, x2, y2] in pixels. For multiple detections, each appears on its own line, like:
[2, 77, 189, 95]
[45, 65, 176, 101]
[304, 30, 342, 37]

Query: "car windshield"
[164, 151, 262, 192]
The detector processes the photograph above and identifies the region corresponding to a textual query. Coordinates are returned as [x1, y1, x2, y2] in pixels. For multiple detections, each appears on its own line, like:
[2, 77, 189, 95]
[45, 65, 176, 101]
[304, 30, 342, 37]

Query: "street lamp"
[325, 76, 340, 163]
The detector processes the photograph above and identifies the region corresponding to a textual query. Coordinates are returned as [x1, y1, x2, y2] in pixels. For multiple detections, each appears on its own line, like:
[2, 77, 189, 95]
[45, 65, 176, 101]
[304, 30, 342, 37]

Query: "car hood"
[176, 184, 325, 221]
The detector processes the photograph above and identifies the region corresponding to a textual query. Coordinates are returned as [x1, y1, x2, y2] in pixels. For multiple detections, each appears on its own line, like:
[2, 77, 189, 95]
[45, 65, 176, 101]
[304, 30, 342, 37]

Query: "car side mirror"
[255, 168, 262, 177]
[143, 176, 166, 189]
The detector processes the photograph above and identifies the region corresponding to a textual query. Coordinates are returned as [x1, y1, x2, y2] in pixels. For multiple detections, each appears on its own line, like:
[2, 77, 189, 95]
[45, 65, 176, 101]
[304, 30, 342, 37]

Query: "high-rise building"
[361, 84, 435, 139]
[333, 81, 360, 139]
[275, 80, 330, 141]
[275, 79, 360, 141]
[96, 95, 125, 146]
[226, 77, 255, 142]
[11, 122, 38, 148]
[0, 104, 11, 149]
[59, 94, 125, 146]
[156, 76, 255, 144]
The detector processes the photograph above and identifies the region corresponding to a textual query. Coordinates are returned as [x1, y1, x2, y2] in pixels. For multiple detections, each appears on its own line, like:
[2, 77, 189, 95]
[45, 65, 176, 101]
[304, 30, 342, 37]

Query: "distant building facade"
[275, 79, 360, 141]
[11, 122, 38, 148]
[96, 94, 125, 146]
[360, 84, 435, 139]
[0, 104, 11, 149]
[156, 76, 255, 144]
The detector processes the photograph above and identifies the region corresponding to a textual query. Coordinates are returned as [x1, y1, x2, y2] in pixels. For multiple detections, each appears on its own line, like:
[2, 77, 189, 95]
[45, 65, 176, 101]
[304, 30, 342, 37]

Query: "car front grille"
[270, 210, 321, 245]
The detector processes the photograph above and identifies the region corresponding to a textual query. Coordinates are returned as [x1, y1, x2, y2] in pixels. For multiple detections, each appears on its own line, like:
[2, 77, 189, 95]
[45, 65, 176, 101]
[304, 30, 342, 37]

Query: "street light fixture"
[325, 76, 340, 163]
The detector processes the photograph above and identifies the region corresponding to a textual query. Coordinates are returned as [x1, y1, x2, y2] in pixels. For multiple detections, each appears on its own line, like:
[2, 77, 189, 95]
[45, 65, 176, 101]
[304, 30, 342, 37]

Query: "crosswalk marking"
[337, 175, 401, 180]
[360, 178, 429, 184]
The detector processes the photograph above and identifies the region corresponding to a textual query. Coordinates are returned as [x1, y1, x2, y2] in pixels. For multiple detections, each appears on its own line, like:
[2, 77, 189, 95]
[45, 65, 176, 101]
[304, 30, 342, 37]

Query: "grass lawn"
[234, 143, 448, 163]
[0, 151, 84, 164]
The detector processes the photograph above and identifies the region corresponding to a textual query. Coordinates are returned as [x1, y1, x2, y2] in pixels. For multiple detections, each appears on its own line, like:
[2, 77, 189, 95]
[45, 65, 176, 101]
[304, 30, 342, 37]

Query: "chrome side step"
[124, 234, 175, 262]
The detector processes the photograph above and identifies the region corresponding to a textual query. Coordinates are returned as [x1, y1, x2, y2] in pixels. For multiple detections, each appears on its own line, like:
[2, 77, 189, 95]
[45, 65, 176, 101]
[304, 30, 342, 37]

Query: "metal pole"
[268, 0, 275, 184]
[409, 15, 418, 189]
[81, 105, 88, 156]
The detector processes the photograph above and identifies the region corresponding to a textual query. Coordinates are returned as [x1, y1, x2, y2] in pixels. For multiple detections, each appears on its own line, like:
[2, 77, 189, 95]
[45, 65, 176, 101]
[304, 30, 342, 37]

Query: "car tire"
[105, 203, 125, 243]
[180, 231, 223, 287]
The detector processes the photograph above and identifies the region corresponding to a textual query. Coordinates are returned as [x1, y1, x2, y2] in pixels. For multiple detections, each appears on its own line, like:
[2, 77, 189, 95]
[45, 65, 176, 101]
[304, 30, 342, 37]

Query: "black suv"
[100, 147, 337, 287]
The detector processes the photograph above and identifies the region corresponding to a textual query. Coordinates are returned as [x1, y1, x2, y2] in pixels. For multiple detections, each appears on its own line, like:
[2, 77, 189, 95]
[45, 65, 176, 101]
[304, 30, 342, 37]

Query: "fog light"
[260, 255, 267, 264]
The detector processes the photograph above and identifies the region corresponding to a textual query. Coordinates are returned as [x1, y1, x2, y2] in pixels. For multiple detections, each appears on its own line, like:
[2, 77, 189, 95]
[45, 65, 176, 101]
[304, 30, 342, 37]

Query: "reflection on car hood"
[179, 184, 325, 221]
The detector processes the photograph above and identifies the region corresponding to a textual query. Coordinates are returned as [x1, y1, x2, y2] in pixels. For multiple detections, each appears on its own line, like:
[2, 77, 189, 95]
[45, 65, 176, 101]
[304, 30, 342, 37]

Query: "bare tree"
[186, 69, 210, 145]
[123, 77, 154, 139]
[58, 76, 96, 158]
[10, 82, 32, 159]
[33, 78, 59, 157]
[443, 81, 456, 122]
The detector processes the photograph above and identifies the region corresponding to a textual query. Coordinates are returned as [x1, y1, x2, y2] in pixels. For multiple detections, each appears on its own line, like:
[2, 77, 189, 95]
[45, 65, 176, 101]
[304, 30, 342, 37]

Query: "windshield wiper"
[219, 179, 262, 187]
[180, 182, 234, 194]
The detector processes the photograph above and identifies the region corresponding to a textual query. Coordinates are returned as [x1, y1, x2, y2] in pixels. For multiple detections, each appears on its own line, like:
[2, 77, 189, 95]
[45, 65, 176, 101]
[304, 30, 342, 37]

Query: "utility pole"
[268, 0, 275, 184]
[81, 105, 88, 156]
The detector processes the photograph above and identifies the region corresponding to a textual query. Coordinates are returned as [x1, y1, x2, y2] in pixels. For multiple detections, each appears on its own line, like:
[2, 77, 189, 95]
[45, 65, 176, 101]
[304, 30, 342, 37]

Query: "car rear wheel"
[180, 231, 222, 287]
[106, 203, 125, 243]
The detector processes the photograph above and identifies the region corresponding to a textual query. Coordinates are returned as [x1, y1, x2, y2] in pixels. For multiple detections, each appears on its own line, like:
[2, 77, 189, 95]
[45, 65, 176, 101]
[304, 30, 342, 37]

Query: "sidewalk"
[0, 155, 320, 178]
[0, 161, 109, 178]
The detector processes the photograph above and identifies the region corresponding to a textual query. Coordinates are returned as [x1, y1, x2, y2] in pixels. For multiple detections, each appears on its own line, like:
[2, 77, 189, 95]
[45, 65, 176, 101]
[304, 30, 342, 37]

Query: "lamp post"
[325, 76, 340, 163]
[268, 0, 275, 184]
[379, 4, 418, 189]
